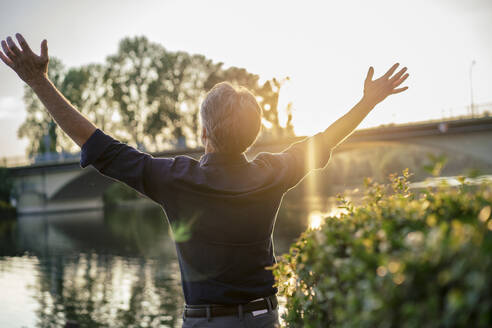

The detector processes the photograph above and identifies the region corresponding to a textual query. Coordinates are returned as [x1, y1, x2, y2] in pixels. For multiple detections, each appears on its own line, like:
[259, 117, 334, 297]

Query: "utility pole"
[469, 60, 476, 117]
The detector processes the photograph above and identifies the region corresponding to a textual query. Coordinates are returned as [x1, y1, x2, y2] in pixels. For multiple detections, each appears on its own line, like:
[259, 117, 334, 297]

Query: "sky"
[1, 0, 491, 158]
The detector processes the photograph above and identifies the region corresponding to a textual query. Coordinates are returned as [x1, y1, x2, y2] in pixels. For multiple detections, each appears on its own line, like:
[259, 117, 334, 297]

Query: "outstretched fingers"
[1, 40, 16, 60]
[389, 67, 407, 84]
[391, 86, 409, 94]
[365, 66, 374, 83]
[0, 34, 50, 83]
[15, 33, 34, 55]
[40, 39, 48, 60]
[383, 63, 399, 79]
[6, 37, 22, 57]
[393, 73, 409, 88]
[0, 49, 14, 68]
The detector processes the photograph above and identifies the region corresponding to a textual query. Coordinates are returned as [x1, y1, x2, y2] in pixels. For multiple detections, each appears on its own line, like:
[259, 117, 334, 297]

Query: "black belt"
[184, 295, 278, 318]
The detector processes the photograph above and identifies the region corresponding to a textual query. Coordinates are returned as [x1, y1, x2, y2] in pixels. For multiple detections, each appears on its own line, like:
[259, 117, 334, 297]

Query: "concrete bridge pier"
[12, 166, 113, 215]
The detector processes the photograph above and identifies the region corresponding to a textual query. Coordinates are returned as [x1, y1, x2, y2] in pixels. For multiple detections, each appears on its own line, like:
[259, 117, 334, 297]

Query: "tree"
[105, 37, 215, 150]
[77, 64, 116, 136]
[144, 51, 214, 150]
[256, 77, 294, 138]
[104, 36, 165, 149]
[19, 36, 295, 156]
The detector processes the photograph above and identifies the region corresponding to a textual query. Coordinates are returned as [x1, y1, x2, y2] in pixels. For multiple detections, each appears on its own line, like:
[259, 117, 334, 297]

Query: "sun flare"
[308, 211, 324, 230]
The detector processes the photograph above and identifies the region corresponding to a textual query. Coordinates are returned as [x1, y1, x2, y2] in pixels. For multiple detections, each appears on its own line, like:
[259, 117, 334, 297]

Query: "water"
[0, 200, 321, 328]
[4, 173, 489, 327]
[4, 172, 490, 327]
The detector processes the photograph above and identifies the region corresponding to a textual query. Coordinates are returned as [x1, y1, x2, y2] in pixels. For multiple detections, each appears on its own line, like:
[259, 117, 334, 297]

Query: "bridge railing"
[1, 155, 32, 168]
[1, 152, 82, 168]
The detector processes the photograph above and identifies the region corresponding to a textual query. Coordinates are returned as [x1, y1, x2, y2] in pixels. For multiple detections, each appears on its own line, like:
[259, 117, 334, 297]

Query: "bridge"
[7, 117, 492, 215]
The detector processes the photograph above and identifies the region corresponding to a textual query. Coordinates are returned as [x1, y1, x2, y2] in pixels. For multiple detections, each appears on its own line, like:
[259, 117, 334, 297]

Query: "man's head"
[200, 82, 262, 154]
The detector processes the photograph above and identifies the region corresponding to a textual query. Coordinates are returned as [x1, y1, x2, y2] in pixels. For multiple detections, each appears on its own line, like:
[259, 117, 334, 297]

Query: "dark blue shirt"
[80, 129, 331, 305]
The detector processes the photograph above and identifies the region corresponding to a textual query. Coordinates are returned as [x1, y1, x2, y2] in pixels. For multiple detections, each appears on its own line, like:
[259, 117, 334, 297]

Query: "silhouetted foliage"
[20, 36, 294, 155]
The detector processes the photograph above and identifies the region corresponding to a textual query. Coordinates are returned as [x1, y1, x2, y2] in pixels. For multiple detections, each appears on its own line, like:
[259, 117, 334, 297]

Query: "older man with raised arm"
[1, 34, 408, 328]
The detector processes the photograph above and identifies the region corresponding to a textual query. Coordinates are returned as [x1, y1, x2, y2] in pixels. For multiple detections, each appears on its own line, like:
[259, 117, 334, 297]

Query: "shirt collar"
[199, 152, 249, 167]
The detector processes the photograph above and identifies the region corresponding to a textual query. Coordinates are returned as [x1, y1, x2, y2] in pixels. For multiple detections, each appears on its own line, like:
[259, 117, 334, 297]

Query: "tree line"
[19, 36, 294, 156]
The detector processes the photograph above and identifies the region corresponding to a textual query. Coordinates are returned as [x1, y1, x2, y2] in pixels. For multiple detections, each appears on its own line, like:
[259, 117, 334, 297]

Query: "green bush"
[272, 170, 492, 327]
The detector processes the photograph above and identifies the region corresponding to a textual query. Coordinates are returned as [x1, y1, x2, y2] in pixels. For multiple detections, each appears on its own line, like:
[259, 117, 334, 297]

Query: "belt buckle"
[250, 296, 272, 317]
[251, 309, 268, 317]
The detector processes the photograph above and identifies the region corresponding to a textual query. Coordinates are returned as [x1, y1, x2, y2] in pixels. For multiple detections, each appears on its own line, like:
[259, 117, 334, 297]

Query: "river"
[3, 174, 489, 327]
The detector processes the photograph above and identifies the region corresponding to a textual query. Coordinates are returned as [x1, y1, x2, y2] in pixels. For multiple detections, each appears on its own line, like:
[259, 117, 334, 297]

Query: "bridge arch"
[50, 169, 116, 201]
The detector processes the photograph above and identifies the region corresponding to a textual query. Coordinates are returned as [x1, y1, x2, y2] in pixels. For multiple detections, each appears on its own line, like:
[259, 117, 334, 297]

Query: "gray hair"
[200, 82, 262, 154]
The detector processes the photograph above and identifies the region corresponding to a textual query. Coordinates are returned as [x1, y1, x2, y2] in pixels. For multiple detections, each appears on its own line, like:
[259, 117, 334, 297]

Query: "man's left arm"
[0, 34, 172, 203]
[0, 33, 96, 147]
[80, 129, 173, 204]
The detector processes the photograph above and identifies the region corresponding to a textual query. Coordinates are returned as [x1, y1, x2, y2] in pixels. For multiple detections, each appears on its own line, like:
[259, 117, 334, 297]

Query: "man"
[0, 34, 408, 328]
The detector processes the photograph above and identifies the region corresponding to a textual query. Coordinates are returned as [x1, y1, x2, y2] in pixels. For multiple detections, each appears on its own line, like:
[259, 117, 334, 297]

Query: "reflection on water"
[0, 199, 325, 328]
[1, 207, 183, 328]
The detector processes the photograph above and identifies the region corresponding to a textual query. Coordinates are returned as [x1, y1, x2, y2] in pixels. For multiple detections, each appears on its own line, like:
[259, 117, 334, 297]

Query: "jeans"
[182, 308, 280, 328]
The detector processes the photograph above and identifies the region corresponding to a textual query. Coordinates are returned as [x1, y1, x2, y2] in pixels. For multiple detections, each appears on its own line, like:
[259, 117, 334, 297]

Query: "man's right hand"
[363, 63, 409, 107]
[0, 33, 49, 86]
[314, 63, 409, 151]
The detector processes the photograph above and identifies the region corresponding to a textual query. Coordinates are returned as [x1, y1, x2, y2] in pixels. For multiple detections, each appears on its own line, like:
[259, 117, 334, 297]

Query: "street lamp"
[469, 60, 476, 117]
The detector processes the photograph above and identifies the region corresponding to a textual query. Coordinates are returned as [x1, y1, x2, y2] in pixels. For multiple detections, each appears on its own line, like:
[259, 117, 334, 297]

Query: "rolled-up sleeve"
[80, 129, 174, 204]
[280, 131, 332, 190]
[80, 129, 114, 168]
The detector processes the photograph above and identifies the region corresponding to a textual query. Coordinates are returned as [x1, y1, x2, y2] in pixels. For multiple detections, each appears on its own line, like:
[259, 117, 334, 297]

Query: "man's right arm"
[319, 63, 408, 150]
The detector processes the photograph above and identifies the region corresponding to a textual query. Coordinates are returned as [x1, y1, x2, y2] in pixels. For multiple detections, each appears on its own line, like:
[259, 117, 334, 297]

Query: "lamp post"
[469, 60, 476, 117]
